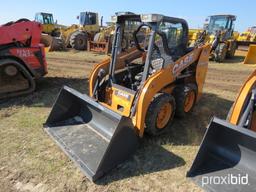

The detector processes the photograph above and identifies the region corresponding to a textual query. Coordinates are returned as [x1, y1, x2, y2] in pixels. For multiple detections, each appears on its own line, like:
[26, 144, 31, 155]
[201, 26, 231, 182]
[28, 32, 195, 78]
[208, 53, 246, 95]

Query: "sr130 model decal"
[172, 53, 194, 75]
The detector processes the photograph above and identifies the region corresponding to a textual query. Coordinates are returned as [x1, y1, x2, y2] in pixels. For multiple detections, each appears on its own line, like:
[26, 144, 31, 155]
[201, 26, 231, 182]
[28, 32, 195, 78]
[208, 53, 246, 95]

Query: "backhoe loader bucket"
[244, 45, 256, 64]
[44, 86, 139, 181]
[187, 117, 256, 191]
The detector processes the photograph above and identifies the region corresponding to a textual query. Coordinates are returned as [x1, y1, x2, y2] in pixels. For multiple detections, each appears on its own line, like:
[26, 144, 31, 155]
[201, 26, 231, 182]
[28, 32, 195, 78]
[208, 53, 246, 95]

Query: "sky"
[1, 0, 255, 32]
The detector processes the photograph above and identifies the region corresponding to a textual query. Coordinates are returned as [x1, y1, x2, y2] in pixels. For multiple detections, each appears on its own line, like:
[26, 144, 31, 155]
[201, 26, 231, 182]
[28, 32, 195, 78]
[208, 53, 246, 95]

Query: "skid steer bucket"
[187, 117, 256, 191]
[244, 45, 256, 64]
[44, 86, 139, 181]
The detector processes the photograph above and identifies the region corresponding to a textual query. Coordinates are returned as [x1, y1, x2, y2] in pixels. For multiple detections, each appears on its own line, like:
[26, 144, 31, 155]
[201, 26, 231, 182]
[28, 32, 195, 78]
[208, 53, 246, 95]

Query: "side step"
[44, 86, 139, 181]
[187, 117, 256, 192]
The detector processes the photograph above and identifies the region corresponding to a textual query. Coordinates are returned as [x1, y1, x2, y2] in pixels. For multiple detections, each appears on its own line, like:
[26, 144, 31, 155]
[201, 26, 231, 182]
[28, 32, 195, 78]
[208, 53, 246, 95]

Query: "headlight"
[111, 15, 117, 23]
[141, 14, 163, 22]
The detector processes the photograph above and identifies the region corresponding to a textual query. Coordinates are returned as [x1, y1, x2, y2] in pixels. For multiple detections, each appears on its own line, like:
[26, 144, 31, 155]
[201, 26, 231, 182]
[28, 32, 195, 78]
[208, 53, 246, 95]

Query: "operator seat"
[134, 49, 173, 82]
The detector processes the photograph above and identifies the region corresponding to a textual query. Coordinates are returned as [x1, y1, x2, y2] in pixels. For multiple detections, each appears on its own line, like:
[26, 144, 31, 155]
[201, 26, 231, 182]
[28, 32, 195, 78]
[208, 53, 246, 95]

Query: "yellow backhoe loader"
[188, 69, 256, 191]
[35, 12, 65, 51]
[35, 12, 60, 36]
[188, 29, 203, 46]
[193, 15, 237, 63]
[60, 12, 102, 50]
[44, 13, 211, 181]
[87, 12, 146, 54]
[237, 27, 256, 64]
[237, 26, 256, 47]
[87, 24, 115, 54]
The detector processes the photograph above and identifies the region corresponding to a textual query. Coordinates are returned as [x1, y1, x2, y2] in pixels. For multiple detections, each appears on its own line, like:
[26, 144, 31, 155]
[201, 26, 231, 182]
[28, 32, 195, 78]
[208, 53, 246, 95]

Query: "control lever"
[125, 60, 133, 85]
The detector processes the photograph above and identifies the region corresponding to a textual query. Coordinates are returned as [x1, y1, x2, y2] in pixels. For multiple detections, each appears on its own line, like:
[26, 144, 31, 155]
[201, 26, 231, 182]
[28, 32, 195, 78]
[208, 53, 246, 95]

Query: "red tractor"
[0, 19, 47, 99]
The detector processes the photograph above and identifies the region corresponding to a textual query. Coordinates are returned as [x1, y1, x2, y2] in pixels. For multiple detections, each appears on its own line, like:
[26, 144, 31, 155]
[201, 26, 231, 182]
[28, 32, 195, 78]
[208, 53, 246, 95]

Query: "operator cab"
[250, 26, 256, 34]
[96, 13, 189, 99]
[205, 15, 236, 37]
[79, 12, 98, 26]
[35, 12, 54, 25]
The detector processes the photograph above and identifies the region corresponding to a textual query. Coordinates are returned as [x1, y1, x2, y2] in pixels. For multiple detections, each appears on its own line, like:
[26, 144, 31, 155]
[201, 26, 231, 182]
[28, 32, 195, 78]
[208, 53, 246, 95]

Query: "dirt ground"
[0, 50, 255, 192]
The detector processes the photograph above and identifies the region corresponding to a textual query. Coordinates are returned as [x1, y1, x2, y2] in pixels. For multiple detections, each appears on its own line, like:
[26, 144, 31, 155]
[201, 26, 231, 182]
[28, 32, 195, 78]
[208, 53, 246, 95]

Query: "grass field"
[0, 51, 254, 192]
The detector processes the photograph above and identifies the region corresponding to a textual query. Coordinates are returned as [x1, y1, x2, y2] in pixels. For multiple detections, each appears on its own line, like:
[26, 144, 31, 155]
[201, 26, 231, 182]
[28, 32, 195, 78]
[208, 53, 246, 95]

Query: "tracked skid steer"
[44, 13, 211, 181]
[0, 19, 47, 99]
[187, 70, 256, 191]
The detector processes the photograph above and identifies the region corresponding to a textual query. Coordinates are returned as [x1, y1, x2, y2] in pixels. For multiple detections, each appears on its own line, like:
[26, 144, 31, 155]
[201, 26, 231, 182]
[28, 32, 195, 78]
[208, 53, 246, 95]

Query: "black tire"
[3, 18, 30, 27]
[51, 29, 61, 37]
[173, 84, 197, 118]
[215, 43, 228, 63]
[3, 21, 14, 26]
[145, 93, 176, 136]
[15, 18, 30, 23]
[226, 41, 237, 58]
[49, 37, 65, 52]
[70, 31, 88, 50]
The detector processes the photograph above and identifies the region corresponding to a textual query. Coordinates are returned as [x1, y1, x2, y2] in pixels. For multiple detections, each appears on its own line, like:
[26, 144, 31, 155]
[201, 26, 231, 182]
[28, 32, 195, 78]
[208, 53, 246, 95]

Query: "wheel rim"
[184, 91, 195, 112]
[156, 102, 172, 129]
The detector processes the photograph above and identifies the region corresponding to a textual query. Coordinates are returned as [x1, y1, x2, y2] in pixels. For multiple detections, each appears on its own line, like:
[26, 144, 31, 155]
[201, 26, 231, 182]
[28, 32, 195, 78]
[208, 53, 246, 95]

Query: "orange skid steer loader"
[44, 13, 211, 181]
[187, 70, 256, 191]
